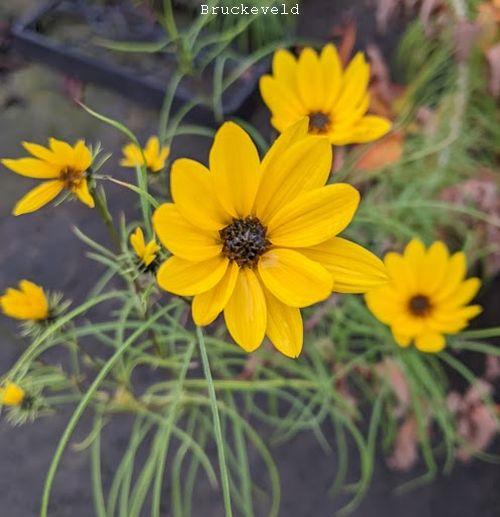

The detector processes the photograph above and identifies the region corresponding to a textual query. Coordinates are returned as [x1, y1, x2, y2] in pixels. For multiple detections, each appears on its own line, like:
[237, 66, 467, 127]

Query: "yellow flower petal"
[320, 44, 343, 111]
[403, 238, 426, 271]
[152, 203, 221, 261]
[0, 280, 49, 320]
[267, 184, 360, 248]
[334, 52, 370, 117]
[13, 180, 64, 216]
[192, 261, 239, 325]
[210, 122, 261, 218]
[255, 135, 332, 222]
[156, 256, 228, 296]
[297, 47, 324, 111]
[171, 158, 229, 231]
[22, 141, 59, 163]
[418, 241, 449, 294]
[384, 252, 418, 294]
[433, 252, 466, 302]
[365, 287, 404, 324]
[49, 137, 75, 162]
[145, 136, 160, 161]
[260, 117, 308, 173]
[258, 248, 332, 308]
[439, 278, 481, 308]
[331, 115, 391, 145]
[130, 227, 147, 258]
[72, 179, 95, 208]
[299, 237, 388, 293]
[0, 383, 25, 406]
[120, 143, 143, 167]
[260, 76, 305, 130]
[224, 268, 267, 352]
[414, 332, 446, 353]
[392, 330, 412, 347]
[272, 48, 298, 87]
[1, 158, 60, 178]
[264, 289, 303, 358]
[72, 140, 92, 171]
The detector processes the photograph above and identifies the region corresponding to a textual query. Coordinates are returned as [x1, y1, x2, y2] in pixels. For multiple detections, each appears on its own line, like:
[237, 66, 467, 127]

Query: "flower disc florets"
[220, 217, 270, 268]
[408, 294, 432, 317]
[308, 112, 331, 134]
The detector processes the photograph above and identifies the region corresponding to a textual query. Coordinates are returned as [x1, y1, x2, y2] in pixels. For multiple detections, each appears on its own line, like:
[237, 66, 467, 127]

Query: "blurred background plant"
[0, 0, 499, 516]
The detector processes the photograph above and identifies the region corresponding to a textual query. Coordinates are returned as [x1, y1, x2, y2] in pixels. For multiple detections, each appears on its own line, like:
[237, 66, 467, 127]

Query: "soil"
[0, 0, 498, 516]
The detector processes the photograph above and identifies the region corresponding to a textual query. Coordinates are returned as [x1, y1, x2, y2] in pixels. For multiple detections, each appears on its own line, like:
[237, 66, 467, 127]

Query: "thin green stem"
[196, 326, 233, 517]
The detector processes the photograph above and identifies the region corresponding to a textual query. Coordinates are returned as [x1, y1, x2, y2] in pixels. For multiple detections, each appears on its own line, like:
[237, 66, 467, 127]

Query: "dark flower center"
[59, 167, 83, 189]
[408, 295, 432, 317]
[308, 112, 331, 134]
[220, 217, 270, 268]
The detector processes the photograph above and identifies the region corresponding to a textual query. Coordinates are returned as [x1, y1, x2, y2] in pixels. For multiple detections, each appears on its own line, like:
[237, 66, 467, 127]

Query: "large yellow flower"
[152, 119, 388, 357]
[0, 382, 25, 407]
[260, 45, 391, 145]
[365, 239, 482, 353]
[0, 280, 49, 321]
[1, 138, 94, 215]
[121, 136, 170, 173]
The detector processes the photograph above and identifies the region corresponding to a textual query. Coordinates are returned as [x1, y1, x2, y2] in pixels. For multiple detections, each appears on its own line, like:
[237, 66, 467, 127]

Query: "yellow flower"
[152, 119, 388, 357]
[0, 382, 25, 406]
[130, 227, 160, 267]
[260, 45, 392, 145]
[365, 239, 482, 353]
[0, 280, 49, 321]
[120, 136, 170, 173]
[1, 138, 94, 215]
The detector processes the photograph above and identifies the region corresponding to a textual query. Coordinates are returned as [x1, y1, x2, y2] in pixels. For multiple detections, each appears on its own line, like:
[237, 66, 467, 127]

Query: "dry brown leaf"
[376, 358, 410, 416]
[486, 43, 500, 98]
[375, 0, 400, 33]
[354, 132, 404, 172]
[440, 169, 500, 275]
[447, 381, 499, 462]
[454, 21, 482, 62]
[331, 17, 357, 65]
[387, 416, 419, 471]
[485, 355, 500, 381]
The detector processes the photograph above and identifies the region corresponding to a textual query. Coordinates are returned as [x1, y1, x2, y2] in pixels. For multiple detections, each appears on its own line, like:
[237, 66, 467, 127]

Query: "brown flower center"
[308, 112, 331, 134]
[220, 217, 270, 268]
[59, 167, 84, 189]
[408, 294, 432, 317]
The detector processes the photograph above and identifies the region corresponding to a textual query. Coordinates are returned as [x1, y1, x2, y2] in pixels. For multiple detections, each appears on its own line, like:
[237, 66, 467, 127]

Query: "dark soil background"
[0, 1, 498, 516]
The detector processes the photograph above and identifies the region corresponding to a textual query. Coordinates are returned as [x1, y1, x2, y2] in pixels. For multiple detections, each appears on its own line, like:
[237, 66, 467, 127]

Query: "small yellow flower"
[130, 227, 160, 267]
[365, 239, 482, 353]
[0, 382, 25, 406]
[0, 280, 49, 321]
[153, 119, 388, 358]
[120, 136, 170, 173]
[1, 138, 94, 215]
[260, 45, 391, 145]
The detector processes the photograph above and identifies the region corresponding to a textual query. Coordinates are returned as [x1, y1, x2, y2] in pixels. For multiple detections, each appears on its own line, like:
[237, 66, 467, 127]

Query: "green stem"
[196, 326, 233, 517]
[40, 306, 172, 517]
[93, 186, 120, 249]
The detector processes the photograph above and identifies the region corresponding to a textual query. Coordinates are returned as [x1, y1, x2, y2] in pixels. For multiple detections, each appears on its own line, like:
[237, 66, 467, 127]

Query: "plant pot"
[11, 0, 269, 124]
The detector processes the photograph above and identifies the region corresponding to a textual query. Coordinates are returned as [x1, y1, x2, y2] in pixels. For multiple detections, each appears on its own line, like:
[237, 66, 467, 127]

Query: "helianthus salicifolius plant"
[1, 138, 95, 215]
[260, 44, 392, 145]
[130, 227, 160, 269]
[121, 136, 170, 173]
[0, 280, 49, 321]
[365, 239, 482, 353]
[0, 382, 25, 407]
[152, 118, 388, 357]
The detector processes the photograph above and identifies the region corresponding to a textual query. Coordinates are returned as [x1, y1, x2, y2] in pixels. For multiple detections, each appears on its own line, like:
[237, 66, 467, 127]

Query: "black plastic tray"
[11, 0, 268, 123]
